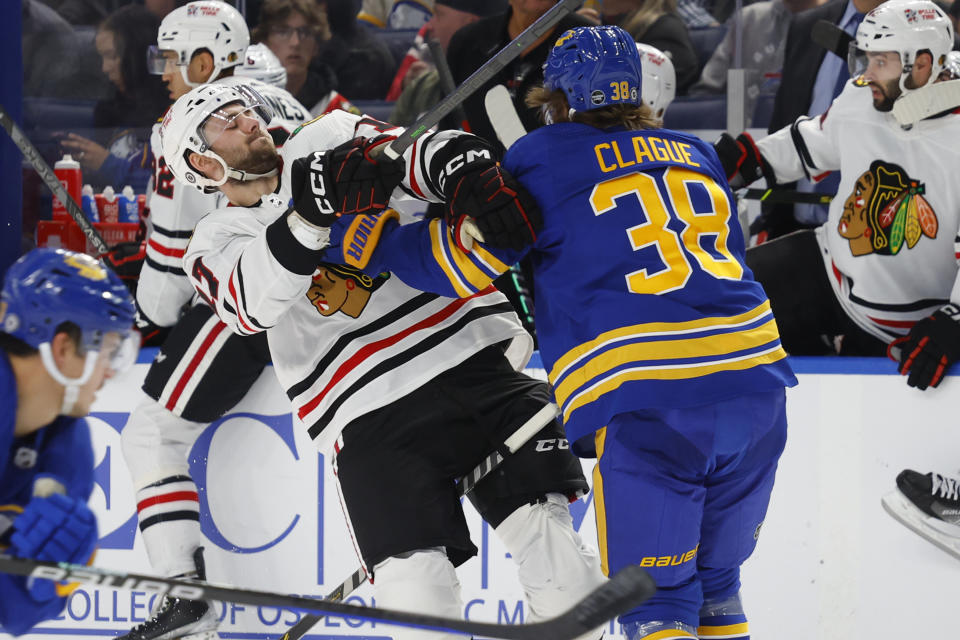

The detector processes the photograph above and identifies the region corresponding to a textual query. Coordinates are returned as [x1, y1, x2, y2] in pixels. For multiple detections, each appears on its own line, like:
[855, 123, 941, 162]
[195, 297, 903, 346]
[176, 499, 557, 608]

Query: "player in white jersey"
[714, 0, 960, 391]
[116, 4, 313, 639]
[159, 81, 606, 640]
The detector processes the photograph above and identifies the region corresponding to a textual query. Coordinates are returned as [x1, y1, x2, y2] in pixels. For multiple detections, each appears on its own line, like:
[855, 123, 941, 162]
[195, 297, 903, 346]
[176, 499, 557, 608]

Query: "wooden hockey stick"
[0, 554, 653, 640]
[280, 403, 561, 640]
[0, 103, 108, 254]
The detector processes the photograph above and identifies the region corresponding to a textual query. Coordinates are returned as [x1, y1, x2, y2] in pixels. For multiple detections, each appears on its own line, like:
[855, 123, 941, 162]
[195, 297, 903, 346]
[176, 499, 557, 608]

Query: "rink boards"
[2, 351, 957, 640]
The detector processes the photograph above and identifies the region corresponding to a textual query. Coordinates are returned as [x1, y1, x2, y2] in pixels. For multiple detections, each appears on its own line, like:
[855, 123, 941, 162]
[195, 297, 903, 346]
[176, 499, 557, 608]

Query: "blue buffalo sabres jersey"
[329, 123, 797, 451]
[0, 349, 95, 635]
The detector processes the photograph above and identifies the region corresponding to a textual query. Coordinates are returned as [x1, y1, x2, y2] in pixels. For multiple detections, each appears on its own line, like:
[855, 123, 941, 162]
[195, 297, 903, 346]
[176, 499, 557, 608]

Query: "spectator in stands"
[59, 5, 167, 192]
[390, 0, 507, 125]
[38, 0, 125, 25]
[578, 0, 700, 92]
[23, 0, 108, 99]
[253, 0, 343, 113]
[691, 0, 825, 121]
[751, 0, 885, 240]
[317, 0, 396, 99]
[143, 0, 189, 20]
[358, 0, 434, 29]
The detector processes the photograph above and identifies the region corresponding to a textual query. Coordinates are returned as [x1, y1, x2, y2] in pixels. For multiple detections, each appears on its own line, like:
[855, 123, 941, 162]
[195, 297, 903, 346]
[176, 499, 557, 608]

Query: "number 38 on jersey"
[590, 166, 743, 295]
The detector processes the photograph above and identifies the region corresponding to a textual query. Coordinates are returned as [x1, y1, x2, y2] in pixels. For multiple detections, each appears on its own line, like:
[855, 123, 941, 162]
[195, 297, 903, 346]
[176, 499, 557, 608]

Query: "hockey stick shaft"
[0, 555, 653, 640]
[0, 103, 108, 254]
[740, 187, 834, 205]
[427, 37, 468, 128]
[382, 0, 582, 160]
[281, 403, 561, 640]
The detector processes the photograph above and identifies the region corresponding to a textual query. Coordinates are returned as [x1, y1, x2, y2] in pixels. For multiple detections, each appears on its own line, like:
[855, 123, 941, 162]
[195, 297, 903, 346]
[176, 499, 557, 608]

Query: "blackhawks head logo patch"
[838, 159, 938, 256]
[306, 263, 388, 318]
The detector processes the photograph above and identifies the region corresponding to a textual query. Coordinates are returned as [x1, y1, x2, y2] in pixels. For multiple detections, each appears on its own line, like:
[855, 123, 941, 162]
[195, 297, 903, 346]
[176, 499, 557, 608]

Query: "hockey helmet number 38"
[543, 26, 644, 113]
[160, 82, 276, 190]
[849, 0, 954, 94]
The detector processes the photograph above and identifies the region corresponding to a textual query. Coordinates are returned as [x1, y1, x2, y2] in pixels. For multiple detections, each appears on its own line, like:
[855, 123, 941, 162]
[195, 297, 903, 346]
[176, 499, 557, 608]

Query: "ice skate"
[115, 548, 218, 640]
[881, 469, 960, 561]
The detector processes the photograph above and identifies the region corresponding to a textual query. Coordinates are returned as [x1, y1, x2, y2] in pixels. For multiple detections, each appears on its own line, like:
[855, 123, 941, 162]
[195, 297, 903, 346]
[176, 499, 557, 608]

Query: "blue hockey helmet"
[543, 25, 643, 112]
[1, 248, 136, 352]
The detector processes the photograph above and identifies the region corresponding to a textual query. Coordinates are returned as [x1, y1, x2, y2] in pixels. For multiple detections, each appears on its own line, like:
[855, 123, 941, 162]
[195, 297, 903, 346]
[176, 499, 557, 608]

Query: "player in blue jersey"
[290, 25, 798, 640]
[0, 248, 137, 636]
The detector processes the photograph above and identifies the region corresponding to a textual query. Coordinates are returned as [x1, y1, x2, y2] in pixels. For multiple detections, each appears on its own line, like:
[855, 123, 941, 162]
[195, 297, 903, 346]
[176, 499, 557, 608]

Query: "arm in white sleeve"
[756, 110, 843, 184]
[184, 207, 328, 335]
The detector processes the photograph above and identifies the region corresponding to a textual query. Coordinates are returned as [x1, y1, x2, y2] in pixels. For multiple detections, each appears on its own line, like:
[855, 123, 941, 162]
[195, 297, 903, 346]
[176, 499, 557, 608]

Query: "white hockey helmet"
[159, 82, 277, 191]
[636, 43, 676, 119]
[850, 0, 954, 93]
[235, 43, 288, 88]
[148, 1, 250, 88]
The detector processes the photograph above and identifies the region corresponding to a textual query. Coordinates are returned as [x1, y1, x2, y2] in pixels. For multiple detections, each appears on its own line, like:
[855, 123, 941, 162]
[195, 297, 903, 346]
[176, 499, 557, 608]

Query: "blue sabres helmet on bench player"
[543, 25, 643, 112]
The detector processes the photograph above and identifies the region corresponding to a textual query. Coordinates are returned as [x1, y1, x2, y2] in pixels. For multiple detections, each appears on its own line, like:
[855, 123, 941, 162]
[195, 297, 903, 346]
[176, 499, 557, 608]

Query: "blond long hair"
[621, 0, 677, 40]
[526, 86, 661, 130]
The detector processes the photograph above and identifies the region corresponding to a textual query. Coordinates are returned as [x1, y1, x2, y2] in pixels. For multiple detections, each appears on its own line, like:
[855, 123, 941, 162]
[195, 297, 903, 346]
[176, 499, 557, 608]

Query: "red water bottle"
[52, 154, 82, 220]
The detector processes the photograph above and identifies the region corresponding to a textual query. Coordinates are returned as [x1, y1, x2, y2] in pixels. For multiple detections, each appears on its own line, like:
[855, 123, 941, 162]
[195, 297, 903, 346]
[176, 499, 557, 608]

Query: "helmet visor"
[94, 330, 139, 378]
[147, 45, 181, 75]
[198, 86, 274, 151]
[848, 45, 903, 83]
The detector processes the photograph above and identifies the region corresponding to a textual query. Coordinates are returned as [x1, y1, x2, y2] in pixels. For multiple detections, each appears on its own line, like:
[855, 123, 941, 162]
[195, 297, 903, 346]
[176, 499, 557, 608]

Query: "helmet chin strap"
[38, 343, 98, 414]
[225, 165, 279, 182]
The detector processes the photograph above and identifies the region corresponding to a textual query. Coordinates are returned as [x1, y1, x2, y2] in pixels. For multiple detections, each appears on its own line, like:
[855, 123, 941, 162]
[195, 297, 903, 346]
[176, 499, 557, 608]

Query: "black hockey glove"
[713, 132, 773, 189]
[895, 303, 960, 390]
[443, 159, 542, 252]
[291, 135, 405, 225]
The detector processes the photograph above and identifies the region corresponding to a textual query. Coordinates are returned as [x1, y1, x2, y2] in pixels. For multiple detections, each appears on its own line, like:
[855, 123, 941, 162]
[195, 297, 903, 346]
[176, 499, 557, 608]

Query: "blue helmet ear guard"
[1, 248, 137, 352]
[543, 25, 644, 113]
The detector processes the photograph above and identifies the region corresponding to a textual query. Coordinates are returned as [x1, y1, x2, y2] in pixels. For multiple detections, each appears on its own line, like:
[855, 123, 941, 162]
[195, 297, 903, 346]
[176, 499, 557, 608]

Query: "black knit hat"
[435, 0, 509, 18]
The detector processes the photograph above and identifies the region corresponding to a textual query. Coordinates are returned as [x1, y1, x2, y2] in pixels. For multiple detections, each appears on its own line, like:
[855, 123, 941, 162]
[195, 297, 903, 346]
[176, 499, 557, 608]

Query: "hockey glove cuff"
[443, 160, 542, 252]
[896, 303, 960, 390]
[714, 132, 773, 189]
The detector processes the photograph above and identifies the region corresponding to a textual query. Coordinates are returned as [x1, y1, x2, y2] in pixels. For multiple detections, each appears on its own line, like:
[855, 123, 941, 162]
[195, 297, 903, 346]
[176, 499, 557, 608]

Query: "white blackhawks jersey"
[183, 110, 532, 453]
[757, 80, 960, 342]
[138, 77, 310, 327]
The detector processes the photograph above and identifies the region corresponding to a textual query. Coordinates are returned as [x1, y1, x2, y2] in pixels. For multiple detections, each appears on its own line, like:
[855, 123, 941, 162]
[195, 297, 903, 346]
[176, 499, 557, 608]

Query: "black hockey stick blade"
[811, 19, 853, 61]
[0, 554, 654, 640]
[0, 102, 108, 254]
[740, 187, 834, 205]
[383, 0, 582, 159]
[279, 402, 560, 640]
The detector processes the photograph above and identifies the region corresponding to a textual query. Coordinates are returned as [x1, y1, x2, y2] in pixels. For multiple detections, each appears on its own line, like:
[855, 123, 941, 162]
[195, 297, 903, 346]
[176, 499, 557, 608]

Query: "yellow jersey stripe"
[642, 630, 698, 639]
[552, 317, 781, 403]
[471, 242, 510, 276]
[429, 219, 471, 297]
[560, 345, 788, 423]
[593, 427, 609, 577]
[697, 622, 750, 638]
[445, 225, 494, 292]
[549, 301, 773, 383]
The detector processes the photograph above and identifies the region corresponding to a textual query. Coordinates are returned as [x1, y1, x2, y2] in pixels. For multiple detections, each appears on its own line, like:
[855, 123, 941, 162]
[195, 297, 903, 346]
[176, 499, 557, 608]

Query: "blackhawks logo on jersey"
[838, 159, 938, 257]
[306, 263, 388, 318]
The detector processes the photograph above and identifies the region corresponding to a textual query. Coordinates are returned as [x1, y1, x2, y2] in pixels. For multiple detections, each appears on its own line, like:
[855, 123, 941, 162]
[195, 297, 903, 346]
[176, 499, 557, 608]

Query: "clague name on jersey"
[594, 135, 701, 173]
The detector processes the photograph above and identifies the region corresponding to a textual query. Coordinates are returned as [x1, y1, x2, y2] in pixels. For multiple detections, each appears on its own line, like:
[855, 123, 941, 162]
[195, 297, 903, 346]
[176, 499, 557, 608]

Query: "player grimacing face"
[203, 103, 280, 180]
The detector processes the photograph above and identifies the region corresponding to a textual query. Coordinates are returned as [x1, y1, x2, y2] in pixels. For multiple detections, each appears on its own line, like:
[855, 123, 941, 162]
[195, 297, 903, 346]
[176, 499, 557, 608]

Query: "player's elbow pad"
[714, 132, 774, 189]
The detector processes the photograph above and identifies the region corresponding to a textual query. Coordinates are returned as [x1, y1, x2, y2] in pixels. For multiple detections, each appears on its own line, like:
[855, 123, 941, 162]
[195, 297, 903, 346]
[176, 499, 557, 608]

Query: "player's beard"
[224, 132, 279, 178]
[871, 77, 902, 112]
